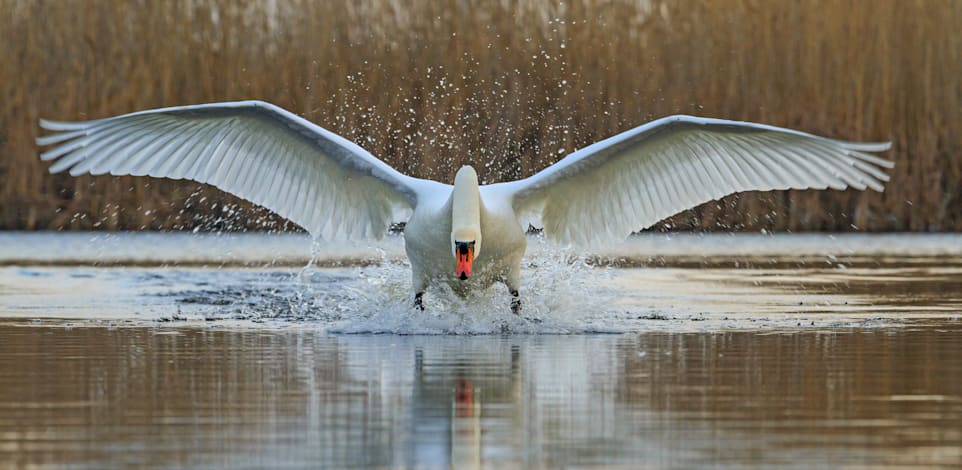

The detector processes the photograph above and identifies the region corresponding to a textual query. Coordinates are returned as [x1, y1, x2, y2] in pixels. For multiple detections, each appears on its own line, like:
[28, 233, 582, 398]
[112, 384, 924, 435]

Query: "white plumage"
[38, 100, 893, 311]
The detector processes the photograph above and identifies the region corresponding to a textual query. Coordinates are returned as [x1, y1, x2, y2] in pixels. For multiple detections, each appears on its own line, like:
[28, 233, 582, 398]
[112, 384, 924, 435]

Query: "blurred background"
[1, 0, 959, 233]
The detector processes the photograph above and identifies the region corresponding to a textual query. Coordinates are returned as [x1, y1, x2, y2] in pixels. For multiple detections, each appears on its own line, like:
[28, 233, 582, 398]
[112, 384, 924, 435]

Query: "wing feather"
[169, 122, 219, 179]
[799, 141, 872, 190]
[505, 115, 893, 246]
[38, 100, 429, 239]
[687, 138, 728, 194]
[741, 137, 786, 186]
[122, 122, 190, 176]
[240, 134, 275, 193]
[200, 123, 244, 180]
[185, 124, 229, 177]
[759, 136, 844, 190]
[158, 122, 217, 177]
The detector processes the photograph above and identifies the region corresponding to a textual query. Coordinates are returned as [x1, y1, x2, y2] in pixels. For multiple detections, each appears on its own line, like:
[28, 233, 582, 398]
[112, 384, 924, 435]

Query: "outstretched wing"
[38, 100, 434, 240]
[498, 115, 893, 246]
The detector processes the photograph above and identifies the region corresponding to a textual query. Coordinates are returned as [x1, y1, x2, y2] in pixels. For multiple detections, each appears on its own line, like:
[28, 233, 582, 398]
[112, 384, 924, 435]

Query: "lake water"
[1, 233, 961, 468]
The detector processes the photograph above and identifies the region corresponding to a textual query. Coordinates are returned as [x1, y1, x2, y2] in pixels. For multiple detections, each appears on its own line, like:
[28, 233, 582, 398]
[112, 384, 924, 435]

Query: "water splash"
[173, 240, 624, 334]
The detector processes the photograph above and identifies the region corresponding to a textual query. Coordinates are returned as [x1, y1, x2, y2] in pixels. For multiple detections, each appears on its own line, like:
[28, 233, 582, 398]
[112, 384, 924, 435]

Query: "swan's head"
[452, 227, 481, 281]
[451, 166, 482, 281]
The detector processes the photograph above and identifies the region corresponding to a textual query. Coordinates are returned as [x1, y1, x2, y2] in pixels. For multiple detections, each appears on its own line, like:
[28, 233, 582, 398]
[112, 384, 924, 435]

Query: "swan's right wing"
[38, 100, 437, 239]
[497, 115, 893, 246]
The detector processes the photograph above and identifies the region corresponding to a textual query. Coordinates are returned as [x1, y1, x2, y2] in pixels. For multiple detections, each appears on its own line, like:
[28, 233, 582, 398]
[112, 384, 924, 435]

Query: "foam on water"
[172, 241, 627, 334]
[3, 233, 961, 334]
[323, 248, 623, 335]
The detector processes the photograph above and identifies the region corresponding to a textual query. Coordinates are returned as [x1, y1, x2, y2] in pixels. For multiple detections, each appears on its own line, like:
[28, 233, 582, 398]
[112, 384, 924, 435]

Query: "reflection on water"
[1, 325, 961, 468]
[2, 233, 962, 467]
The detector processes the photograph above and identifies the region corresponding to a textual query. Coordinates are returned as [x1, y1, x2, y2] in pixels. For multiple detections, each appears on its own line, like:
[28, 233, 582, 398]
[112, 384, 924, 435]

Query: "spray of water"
[172, 236, 626, 334]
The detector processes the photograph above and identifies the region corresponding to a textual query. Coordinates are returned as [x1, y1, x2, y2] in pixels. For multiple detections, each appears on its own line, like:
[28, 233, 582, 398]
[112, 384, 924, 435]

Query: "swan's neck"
[451, 166, 481, 245]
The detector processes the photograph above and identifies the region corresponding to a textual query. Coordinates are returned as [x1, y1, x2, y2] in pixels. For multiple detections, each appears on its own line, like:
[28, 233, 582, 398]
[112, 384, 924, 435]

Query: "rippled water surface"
[1, 233, 961, 468]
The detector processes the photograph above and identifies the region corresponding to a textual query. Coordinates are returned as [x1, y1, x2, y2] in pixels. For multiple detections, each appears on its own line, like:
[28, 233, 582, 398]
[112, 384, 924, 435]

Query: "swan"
[37, 100, 893, 313]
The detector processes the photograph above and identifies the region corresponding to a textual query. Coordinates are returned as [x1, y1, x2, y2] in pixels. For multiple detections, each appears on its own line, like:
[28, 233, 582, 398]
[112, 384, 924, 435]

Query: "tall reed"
[1, 0, 959, 232]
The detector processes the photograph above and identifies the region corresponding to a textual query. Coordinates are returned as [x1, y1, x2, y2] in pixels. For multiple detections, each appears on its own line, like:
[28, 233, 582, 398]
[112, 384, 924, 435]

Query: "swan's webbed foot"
[510, 290, 521, 315]
[414, 292, 425, 311]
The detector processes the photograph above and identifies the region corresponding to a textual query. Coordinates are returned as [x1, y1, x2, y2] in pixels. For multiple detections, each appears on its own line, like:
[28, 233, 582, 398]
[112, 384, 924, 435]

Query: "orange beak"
[456, 243, 473, 280]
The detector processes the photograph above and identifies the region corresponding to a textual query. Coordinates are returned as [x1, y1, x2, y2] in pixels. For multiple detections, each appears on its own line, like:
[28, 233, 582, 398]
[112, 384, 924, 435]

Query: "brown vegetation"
[1, 0, 960, 232]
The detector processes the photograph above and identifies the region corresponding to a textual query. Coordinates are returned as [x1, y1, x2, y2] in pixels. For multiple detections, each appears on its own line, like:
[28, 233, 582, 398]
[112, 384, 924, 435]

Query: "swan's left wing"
[37, 100, 436, 240]
[496, 115, 893, 246]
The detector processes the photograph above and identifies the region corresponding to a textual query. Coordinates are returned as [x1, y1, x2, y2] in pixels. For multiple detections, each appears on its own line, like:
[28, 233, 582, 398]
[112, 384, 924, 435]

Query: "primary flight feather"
[38, 100, 893, 312]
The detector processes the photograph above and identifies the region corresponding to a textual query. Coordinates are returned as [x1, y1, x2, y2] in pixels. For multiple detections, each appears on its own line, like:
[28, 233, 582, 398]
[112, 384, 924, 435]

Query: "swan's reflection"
[451, 379, 481, 468]
[406, 344, 522, 469]
[2, 327, 961, 468]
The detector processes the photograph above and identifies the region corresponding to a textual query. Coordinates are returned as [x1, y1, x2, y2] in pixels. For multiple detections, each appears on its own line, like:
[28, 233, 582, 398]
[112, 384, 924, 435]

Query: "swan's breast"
[402, 192, 525, 291]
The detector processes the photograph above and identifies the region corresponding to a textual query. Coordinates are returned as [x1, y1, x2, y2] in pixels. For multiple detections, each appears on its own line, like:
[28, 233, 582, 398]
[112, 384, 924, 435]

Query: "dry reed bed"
[0, 0, 959, 232]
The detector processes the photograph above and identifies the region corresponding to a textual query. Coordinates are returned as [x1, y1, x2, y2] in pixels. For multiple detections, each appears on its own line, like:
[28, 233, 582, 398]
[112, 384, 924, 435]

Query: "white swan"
[37, 100, 893, 312]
